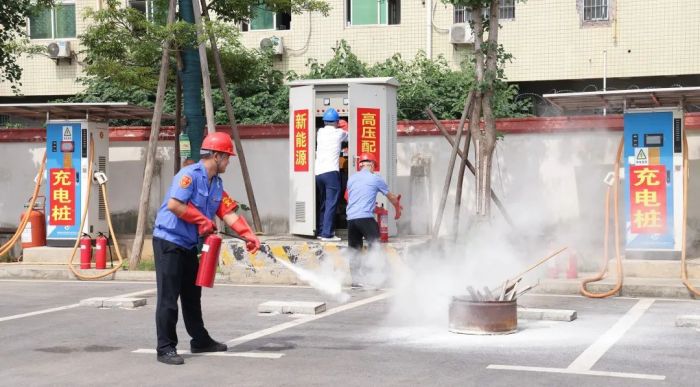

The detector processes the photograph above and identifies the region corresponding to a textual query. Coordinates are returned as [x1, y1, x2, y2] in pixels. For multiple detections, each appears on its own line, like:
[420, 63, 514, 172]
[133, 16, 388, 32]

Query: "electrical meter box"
[288, 78, 399, 237]
[623, 108, 684, 252]
[45, 120, 109, 247]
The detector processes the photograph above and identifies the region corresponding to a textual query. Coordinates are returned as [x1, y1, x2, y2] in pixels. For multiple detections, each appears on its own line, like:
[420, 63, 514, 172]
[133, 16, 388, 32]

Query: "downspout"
[426, 0, 432, 59]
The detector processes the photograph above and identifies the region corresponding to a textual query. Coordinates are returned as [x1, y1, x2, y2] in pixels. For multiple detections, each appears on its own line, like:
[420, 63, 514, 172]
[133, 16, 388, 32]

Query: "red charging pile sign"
[629, 165, 667, 234]
[49, 168, 76, 226]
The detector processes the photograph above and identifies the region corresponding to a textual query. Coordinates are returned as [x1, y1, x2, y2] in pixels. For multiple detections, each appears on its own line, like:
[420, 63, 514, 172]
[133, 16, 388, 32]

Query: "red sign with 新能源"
[293, 109, 309, 172]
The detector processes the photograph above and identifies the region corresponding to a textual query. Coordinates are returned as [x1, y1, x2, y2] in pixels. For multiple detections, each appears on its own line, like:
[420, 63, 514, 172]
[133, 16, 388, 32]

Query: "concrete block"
[518, 308, 577, 322]
[675, 315, 700, 328]
[258, 301, 326, 315]
[80, 297, 107, 307]
[102, 297, 147, 308]
[81, 297, 146, 308]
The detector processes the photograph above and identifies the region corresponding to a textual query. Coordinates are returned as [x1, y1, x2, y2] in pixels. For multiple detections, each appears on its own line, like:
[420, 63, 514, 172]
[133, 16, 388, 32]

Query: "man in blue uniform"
[346, 152, 402, 249]
[152, 132, 260, 365]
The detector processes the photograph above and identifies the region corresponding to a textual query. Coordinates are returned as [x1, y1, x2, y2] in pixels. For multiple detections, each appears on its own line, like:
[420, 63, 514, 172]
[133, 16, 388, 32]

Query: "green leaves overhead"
[0, 0, 55, 92]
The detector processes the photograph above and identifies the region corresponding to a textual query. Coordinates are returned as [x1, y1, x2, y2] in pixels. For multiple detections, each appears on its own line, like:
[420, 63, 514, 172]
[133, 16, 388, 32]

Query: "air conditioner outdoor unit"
[449, 24, 474, 45]
[47, 41, 72, 59]
[259, 36, 284, 55]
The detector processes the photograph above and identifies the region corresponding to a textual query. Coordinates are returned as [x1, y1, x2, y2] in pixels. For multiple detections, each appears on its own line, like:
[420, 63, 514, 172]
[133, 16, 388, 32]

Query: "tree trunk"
[179, 0, 205, 161]
[128, 0, 177, 270]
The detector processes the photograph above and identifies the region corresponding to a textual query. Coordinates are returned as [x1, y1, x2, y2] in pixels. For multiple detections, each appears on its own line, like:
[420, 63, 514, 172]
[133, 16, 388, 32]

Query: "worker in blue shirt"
[152, 132, 260, 365]
[345, 152, 402, 250]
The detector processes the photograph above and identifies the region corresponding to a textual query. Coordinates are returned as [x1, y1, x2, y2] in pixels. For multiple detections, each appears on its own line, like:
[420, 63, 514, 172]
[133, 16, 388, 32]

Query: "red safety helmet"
[358, 152, 377, 165]
[338, 119, 348, 131]
[201, 132, 235, 156]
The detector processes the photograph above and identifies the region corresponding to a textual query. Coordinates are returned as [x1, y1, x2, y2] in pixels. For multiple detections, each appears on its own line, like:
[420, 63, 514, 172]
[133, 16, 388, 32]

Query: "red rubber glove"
[178, 203, 216, 236]
[231, 216, 260, 254]
[394, 194, 403, 220]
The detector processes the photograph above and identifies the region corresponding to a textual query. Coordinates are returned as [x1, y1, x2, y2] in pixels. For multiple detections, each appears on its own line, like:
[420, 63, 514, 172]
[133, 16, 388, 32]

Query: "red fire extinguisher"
[374, 203, 389, 243]
[20, 196, 46, 248]
[80, 233, 92, 269]
[95, 233, 108, 270]
[196, 234, 222, 288]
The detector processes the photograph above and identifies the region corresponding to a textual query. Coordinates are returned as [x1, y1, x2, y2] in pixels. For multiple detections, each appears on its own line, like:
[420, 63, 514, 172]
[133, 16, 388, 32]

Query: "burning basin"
[448, 296, 517, 335]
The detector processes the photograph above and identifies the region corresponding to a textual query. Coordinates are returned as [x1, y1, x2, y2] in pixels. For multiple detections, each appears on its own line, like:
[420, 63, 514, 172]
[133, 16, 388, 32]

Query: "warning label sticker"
[634, 147, 648, 166]
[62, 126, 73, 141]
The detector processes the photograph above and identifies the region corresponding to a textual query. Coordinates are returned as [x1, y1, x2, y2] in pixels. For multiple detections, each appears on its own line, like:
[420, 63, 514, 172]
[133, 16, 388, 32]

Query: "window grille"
[584, 0, 608, 21]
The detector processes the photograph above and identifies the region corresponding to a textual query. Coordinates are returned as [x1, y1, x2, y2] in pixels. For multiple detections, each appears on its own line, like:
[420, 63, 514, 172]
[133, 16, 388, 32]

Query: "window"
[128, 0, 154, 22]
[454, 1, 514, 23]
[499, 0, 515, 20]
[241, 5, 291, 31]
[29, 1, 76, 39]
[346, 0, 400, 26]
[584, 0, 608, 21]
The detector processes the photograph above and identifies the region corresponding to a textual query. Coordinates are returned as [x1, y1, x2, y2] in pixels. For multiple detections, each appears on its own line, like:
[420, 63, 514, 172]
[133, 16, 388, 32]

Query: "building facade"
[1, 1, 699, 101]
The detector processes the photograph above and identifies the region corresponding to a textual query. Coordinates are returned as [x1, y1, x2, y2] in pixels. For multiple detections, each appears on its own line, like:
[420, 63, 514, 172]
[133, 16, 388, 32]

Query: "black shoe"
[157, 350, 184, 365]
[191, 340, 227, 353]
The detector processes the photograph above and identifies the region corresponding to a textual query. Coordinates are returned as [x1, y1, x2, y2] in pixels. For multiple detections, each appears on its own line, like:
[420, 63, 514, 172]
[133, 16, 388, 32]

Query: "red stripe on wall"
[2, 113, 698, 142]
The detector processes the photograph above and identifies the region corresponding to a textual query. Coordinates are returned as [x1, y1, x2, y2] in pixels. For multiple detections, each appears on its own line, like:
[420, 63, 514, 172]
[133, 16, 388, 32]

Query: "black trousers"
[153, 237, 211, 354]
[347, 217, 379, 250]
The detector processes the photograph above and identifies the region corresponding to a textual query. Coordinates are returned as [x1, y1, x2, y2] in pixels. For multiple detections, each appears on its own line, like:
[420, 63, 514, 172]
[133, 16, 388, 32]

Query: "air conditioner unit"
[449, 24, 474, 45]
[47, 41, 72, 59]
[259, 36, 284, 55]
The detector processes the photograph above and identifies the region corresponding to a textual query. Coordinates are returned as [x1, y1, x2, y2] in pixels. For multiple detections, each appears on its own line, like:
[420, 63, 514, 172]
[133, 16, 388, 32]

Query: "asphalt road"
[0, 279, 698, 386]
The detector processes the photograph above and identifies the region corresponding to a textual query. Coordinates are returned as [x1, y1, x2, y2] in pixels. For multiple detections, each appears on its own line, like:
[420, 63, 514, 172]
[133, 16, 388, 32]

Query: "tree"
[444, 0, 511, 219]
[0, 1, 54, 92]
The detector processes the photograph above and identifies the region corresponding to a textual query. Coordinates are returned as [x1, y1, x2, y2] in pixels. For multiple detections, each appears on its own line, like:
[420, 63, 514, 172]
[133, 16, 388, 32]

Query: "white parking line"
[0, 303, 81, 323]
[226, 291, 392, 348]
[0, 288, 155, 323]
[568, 298, 655, 370]
[486, 365, 665, 381]
[131, 291, 392, 359]
[132, 349, 283, 359]
[488, 298, 664, 381]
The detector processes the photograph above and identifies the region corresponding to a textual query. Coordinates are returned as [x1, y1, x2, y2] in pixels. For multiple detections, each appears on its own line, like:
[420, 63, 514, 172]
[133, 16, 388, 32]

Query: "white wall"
[3, 131, 700, 263]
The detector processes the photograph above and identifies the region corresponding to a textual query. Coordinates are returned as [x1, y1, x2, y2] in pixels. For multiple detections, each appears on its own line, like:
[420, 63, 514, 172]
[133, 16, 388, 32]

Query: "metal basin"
[448, 296, 517, 335]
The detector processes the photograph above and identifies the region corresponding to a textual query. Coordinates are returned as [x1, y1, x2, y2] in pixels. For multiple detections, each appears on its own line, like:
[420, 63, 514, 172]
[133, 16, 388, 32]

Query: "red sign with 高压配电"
[356, 108, 381, 171]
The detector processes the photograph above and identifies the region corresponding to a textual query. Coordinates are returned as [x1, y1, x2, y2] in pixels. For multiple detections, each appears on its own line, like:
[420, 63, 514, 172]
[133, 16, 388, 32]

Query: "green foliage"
[0, 0, 55, 92]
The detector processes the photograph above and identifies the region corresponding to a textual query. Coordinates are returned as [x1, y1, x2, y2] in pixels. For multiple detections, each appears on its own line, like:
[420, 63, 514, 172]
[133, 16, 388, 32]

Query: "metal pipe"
[603, 50, 607, 116]
[426, 0, 432, 59]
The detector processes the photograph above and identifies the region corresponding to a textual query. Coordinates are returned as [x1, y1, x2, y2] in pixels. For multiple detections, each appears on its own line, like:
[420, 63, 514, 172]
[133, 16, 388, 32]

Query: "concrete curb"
[675, 315, 700, 328]
[258, 301, 327, 315]
[518, 308, 577, 322]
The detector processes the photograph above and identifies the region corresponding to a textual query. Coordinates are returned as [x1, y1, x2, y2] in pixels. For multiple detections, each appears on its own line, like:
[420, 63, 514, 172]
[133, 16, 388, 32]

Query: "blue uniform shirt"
[346, 169, 389, 220]
[153, 161, 223, 249]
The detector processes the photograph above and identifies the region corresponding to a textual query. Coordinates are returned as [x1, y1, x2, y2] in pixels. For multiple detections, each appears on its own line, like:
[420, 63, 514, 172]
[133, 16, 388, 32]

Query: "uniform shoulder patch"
[179, 175, 193, 189]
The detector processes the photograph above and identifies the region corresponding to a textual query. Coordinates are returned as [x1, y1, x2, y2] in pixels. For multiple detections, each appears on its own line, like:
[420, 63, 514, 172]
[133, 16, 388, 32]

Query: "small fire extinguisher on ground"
[95, 233, 108, 270]
[80, 233, 92, 269]
[374, 203, 389, 243]
[196, 234, 222, 288]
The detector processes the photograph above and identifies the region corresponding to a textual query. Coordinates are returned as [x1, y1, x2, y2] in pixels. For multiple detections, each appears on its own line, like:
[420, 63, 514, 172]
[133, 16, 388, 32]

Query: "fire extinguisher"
[374, 203, 389, 243]
[80, 233, 92, 269]
[95, 233, 108, 270]
[196, 234, 222, 288]
[20, 196, 46, 248]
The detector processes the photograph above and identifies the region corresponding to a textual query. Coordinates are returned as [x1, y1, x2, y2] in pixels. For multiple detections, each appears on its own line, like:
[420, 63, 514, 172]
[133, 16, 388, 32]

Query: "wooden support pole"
[199, 0, 263, 232]
[431, 91, 473, 240]
[425, 109, 514, 228]
[128, 0, 177, 270]
[192, 0, 215, 134]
